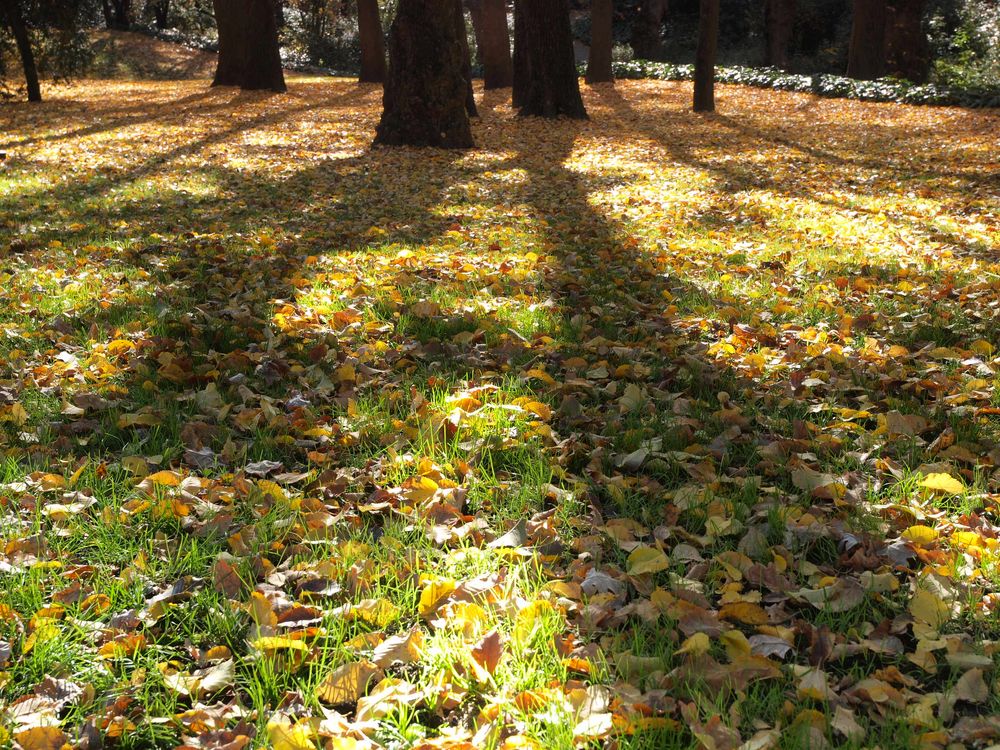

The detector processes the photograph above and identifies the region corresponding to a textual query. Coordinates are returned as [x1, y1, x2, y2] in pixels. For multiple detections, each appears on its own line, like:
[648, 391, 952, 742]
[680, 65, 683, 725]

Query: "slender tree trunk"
[511, 0, 529, 106]
[630, 0, 666, 60]
[517, 0, 586, 118]
[152, 0, 169, 28]
[110, 0, 131, 28]
[479, 0, 512, 88]
[764, 0, 795, 68]
[586, 0, 613, 84]
[374, 0, 474, 148]
[357, 0, 386, 83]
[241, 0, 286, 91]
[212, 0, 244, 85]
[465, 0, 486, 66]
[693, 0, 718, 112]
[0, 0, 41, 102]
[101, 0, 114, 28]
[846, 0, 886, 79]
[456, 0, 478, 116]
[885, 0, 928, 81]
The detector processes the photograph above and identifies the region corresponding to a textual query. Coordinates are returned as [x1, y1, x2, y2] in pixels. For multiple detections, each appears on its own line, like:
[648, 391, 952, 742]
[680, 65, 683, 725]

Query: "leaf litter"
[0, 76, 998, 749]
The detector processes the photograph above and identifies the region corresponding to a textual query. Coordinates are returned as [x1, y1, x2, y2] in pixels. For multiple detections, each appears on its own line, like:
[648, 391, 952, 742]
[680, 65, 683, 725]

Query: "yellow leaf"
[145, 470, 182, 487]
[23, 622, 60, 654]
[316, 660, 383, 704]
[719, 629, 752, 660]
[909, 589, 950, 629]
[418, 577, 456, 618]
[919, 473, 964, 495]
[347, 598, 399, 628]
[251, 637, 310, 655]
[901, 525, 939, 545]
[267, 716, 316, 750]
[676, 631, 711, 657]
[719, 601, 769, 625]
[514, 600, 556, 643]
[13, 727, 70, 750]
[626, 545, 670, 576]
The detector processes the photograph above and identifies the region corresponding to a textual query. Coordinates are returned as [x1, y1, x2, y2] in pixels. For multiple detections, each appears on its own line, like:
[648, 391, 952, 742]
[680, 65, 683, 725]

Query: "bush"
[602, 59, 1000, 108]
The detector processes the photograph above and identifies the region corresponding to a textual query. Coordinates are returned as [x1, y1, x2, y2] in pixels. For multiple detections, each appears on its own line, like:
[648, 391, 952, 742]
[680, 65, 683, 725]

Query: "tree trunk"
[152, 0, 169, 28]
[479, 0, 512, 88]
[693, 0, 718, 112]
[0, 0, 41, 102]
[110, 0, 131, 28]
[100, 0, 114, 28]
[241, 0, 286, 91]
[846, 0, 886, 80]
[764, 0, 795, 69]
[456, 0, 478, 116]
[357, 0, 386, 83]
[586, 0, 613, 84]
[630, 0, 666, 60]
[511, 0, 529, 106]
[374, 0, 474, 148]
[517, 0, 586, 118]
[212, 0, 245, 86]
[885, 0, 928, 82]
[465, 0, 486, 66]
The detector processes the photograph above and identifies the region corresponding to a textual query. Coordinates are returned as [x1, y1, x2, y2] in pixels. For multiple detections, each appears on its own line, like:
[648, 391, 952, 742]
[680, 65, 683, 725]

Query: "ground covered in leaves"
[0, 76, 999, 750]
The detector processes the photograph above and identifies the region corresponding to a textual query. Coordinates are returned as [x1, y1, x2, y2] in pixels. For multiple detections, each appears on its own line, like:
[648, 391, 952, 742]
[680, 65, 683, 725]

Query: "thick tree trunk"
[764, 0, 795, 69]
[212, 0, 286, 91]
[511, 0, 529, 106]
[693, 0, 718, 112]
[357, 0, 386, 83]
[374, 0, 474, 148]
[241, 0, 286, 91]
[0, 0, 41, 102]
[212, 0, 245, 86]
[586, 0, 613, 84]
[479, 0, 512, 89]
[846, 0, 886, 80]
[630, 0, 666, 60]
[885, 0, 928, 82]
[517, 0, 586, 118]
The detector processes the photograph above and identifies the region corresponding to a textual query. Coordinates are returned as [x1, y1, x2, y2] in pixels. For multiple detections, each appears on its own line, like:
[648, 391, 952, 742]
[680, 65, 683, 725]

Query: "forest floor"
[0, 76, 998, 750]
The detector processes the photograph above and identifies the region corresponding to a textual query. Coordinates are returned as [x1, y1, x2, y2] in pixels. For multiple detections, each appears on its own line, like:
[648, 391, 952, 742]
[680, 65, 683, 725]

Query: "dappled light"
[1, 76, 1000, 749]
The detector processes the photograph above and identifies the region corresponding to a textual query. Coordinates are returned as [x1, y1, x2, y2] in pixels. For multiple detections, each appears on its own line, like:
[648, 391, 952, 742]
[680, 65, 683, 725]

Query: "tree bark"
[479, 0, 512, 88]
[630, 0, 666, 60]
[764, 0, 795, 69]
[511, 0, 529, 106]
[151, 0, 170, 28]
[885, 0, 928, 82]
[846, 0, 886, 80]
[586, 0, 613, 84]
[374, 0, 474, 148]
[109, 0, 131, 28]
[693, 0, 718, 112]
[465, 0, 486, 66]
[101, 0, 113, 28]
[517, 0, 586, 118]
[212, 0, 245, 86]
[241, 0, 286, 91]
[357, 0, 386, 83]
[0, 0, 41, 102]
[456, 0, 478, 116]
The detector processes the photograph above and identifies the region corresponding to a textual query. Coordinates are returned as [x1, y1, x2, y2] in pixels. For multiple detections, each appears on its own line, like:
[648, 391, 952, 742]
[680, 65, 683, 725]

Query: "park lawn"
[0, 76, 999, 750]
